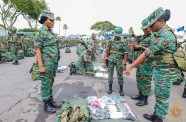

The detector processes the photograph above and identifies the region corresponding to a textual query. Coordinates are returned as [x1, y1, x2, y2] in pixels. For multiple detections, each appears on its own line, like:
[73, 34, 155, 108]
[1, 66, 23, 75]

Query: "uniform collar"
[42, 24, 52, 31]
[154, 25, 169, 37]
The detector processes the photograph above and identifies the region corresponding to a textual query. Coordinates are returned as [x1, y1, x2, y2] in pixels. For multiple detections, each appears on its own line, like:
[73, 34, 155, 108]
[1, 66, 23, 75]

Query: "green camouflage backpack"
[3, 52, 14, 62]
[173, 41, 186, 71]
[17, 49, 24, 60]
[25, 48, 35, 57]
[31, 62, 41, 81]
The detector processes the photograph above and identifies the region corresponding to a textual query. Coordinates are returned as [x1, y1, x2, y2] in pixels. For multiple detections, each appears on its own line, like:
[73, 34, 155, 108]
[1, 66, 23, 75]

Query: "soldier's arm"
[35, 48, 44, 69]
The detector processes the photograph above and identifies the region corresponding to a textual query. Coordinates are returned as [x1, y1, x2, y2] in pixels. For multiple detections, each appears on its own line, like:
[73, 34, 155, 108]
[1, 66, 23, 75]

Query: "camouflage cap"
[141, 18, 149, 30]
[8, 27, 17, 33]
[148, 7, 165, 27]
[41, 10, 55, 20]
[114, 26, 123, 37]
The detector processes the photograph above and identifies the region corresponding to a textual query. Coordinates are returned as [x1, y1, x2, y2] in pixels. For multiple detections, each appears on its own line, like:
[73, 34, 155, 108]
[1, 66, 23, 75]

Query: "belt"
[110, 50, 125, 55]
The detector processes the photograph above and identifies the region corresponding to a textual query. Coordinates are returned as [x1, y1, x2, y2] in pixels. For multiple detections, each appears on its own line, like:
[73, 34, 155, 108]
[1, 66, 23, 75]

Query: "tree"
[0, 0, 47, 30]
[11, 0, 47, 29]
[56, 16, 62, 35]
[63, 24, 68, 37]
[90, 21, 116, 35]
[0, 0, 21, 30]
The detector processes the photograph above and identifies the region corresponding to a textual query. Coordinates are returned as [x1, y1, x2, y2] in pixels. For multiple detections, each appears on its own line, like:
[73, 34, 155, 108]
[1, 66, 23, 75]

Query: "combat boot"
[12, 60, 19, 65]
[172, 81, 181, 85]
[153, 115, 163, 122]
[107, 84, 112, 94]
[50, 98, 61, 109]
[136, 95, 148, 106]
[131, 91, 142, 100]
[143, 113, 154, 121]
[119, 85, 125, 96]
[182, 88, 186, 98]
[44, 100, 56, 114]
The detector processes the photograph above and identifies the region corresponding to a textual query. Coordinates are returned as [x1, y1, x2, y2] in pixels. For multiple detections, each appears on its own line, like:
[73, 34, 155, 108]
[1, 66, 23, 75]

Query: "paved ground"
[0, 47, 185, 122]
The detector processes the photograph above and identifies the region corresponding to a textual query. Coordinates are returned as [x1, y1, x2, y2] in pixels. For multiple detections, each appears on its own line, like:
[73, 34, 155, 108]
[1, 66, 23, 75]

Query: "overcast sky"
[14, 0, 186, 35]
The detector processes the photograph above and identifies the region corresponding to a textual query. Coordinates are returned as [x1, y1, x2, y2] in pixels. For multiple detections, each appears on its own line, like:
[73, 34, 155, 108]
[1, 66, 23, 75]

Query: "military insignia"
[154, 38, 159, 43]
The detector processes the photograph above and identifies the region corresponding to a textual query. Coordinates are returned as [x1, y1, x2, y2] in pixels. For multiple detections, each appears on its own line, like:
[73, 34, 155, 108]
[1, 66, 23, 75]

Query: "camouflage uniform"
[126, 36, 136, 63]
[76, 44, 86, 56]
[75, 49, 94, 74]
[144, 25, 184, 118]
[8, 33, 19, 63]
[34, 24, 60, 101]
[107, 39, 127, 85]
[136, 34, 153, 96]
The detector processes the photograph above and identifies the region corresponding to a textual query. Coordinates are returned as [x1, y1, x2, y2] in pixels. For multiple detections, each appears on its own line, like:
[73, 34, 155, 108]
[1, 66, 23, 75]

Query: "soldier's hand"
[39, 66, 47, 73]
[122, 65, 126, 71]
[124, 66, 132, 76]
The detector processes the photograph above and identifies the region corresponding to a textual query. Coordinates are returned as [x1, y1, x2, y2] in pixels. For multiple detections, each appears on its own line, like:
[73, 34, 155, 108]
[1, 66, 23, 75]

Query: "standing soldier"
[7, 27, 19, 65]
[125, 7, 185, 122]
[131, 18, 153, 106]
[104, 26, 128, 96]
[34, 10, 61, 114]
[126, 27, 136, 64]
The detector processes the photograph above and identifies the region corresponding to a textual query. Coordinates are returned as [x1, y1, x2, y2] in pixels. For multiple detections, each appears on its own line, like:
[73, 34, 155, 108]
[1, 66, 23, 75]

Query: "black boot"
[172, 81, 181, 85]
[50, 99, 61, 109]
[44, 100, 56, 114]
[107, 84, 112, 94]
[182, 88, 186, 98]
[143, 113, 154, 121]
[136, 95, 148, 106]
[153, 115, 163, 122]
[119, 85, 124, 96]
[131, 91, 142, 100]
[12, 60, 19, 65]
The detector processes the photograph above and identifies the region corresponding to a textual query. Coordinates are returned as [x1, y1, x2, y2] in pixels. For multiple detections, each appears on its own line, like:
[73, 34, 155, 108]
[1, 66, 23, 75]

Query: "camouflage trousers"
[40, 61, 58, 101]
[10, 44, 18, 61]
[108, 60, 123, 85]
[76, 62, 94, 74]
[136, 62, 153, 96]
[153, 66, 183, 118]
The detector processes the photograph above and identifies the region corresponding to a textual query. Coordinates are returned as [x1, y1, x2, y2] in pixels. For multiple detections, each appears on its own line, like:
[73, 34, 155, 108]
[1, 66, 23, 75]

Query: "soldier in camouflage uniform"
[76, 41, 87, 56]
[131, 18, 153, 106]
[7, 27, 20, 65]
[125, 7, 185, 122]
[104, 26, 128, 96]
[75, 48, 94, 75]
[34, 10, 61, 114]
[126, 28, 136, 64]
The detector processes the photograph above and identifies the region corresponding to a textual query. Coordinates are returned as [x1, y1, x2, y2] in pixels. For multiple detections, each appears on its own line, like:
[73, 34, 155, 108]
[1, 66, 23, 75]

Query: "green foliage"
[18, 28, 39, 32]
[90, 21, 116, 34]
[56, 16, 62, 21]
[11, 0, 47, 20]
[63, 24, 68, 30]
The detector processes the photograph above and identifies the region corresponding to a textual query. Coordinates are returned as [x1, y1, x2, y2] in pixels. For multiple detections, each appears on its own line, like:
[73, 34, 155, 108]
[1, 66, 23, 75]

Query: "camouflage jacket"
[34, 25, 60, 63]
[144, 25, 177, 68]
[106, 39, 127, 63]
